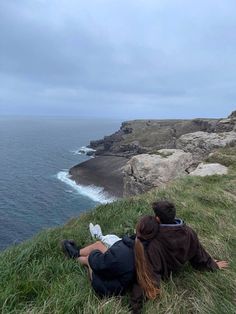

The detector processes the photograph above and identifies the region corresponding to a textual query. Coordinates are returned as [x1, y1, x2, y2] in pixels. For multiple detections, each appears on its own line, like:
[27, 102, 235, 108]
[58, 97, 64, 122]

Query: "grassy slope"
[0, 147, 236, 314]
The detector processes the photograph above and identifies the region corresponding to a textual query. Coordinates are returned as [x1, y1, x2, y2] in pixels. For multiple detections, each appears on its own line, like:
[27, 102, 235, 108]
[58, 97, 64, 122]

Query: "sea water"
[0, 117, 122, 251]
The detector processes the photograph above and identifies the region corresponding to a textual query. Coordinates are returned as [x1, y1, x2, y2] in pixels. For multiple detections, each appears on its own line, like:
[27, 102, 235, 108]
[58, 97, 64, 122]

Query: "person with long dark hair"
[134, 215, 161, 301]
[131, 211, 228, 313]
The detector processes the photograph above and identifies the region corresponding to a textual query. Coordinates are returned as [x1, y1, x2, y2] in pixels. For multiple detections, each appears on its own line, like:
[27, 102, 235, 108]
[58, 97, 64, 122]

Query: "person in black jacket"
[61, 235, 135, 297]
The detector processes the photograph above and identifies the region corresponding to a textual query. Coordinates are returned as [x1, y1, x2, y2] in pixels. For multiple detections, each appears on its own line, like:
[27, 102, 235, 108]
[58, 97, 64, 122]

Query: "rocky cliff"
[70, 111, 236, 197]
[89, 113, 235, 157]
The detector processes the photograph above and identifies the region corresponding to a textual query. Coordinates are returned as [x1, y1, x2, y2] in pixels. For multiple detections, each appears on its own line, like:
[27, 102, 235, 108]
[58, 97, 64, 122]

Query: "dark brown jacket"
[131, 219, 218, 313]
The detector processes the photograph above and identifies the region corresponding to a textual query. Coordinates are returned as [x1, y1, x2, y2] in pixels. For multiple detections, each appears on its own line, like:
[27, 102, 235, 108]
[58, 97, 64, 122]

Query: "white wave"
[57, 171, 116, 204]
[71, 146, 96, 155]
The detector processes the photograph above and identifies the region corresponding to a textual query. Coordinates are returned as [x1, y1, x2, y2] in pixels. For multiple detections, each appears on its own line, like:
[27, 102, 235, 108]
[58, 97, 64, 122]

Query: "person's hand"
[214, 260, 229, 269]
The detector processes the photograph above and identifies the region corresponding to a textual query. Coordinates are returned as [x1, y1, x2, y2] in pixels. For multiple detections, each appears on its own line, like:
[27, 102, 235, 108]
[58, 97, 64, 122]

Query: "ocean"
[0, 117, 122, 251]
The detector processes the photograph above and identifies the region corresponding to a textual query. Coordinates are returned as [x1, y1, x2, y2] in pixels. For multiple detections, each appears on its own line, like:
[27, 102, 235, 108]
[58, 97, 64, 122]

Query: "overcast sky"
[0, 0, 235, 119]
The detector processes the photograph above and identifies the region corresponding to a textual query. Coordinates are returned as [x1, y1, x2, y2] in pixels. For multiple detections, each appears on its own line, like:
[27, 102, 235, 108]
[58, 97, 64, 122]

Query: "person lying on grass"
[61, 201, 228, 314]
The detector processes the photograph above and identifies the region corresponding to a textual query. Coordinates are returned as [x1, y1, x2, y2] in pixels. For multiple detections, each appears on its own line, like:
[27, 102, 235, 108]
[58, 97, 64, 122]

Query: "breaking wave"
[71, 146, 96, 155]
[56, 171, 116, 204]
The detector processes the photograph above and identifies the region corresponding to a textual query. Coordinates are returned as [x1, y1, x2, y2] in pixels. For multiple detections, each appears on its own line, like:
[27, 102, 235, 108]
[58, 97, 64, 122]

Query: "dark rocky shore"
[69, 111, 236, 198]
[69, 156, 128, 198]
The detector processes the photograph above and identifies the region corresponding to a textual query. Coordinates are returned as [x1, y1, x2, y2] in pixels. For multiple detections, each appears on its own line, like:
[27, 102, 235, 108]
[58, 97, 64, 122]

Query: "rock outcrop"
[70, 110, 236, 197]
[213, 110, 236, 132]
[176, 131, 236, 162]
[89, 118, 218, 157]
[89, 111, 236, 158]
[123, 149, 193, 196]
[189, 163, 228, 176]
[228, 110, 236, 119]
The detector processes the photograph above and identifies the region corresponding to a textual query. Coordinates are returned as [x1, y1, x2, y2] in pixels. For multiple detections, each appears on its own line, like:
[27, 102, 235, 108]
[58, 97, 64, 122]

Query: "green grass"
[1, 147, 236, 313]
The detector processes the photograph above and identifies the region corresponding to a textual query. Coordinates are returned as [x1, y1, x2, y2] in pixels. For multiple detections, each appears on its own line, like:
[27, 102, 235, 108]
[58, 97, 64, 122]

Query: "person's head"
[152, 200, 176, 224]
[136, 215, 160, 240]
[135, 215, 160, 300]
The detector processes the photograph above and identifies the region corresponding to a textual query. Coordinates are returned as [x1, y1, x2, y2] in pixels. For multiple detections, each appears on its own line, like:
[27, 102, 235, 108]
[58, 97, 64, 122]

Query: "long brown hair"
[134, 215, 160, 299]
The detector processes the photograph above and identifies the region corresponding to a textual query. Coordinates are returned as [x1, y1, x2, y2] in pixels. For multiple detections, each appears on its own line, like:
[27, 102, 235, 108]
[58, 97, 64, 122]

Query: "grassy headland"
[1, 147, 236, 313]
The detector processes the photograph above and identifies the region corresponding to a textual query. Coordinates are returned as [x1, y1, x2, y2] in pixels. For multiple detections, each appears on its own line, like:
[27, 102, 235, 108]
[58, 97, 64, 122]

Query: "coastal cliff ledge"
[69, 111, 236, 198]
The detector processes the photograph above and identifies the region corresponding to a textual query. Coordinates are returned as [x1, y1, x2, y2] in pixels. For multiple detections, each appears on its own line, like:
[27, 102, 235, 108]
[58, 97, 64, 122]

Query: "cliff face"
[89, 117, 235, 157]
[70, 111, 236, 198]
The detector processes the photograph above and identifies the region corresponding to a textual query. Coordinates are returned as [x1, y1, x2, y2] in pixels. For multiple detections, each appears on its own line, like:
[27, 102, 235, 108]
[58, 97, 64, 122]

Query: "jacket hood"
[122, 235, 135, 248]
[160, 218, 184, 227]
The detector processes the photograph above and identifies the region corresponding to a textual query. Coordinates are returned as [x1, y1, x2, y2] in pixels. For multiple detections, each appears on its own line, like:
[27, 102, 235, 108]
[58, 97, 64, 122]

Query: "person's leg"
[77, 241, 107, 280]
[78, 256, 93, 280]
[79, 241, 107, 257]
[61, 240, 107, 260]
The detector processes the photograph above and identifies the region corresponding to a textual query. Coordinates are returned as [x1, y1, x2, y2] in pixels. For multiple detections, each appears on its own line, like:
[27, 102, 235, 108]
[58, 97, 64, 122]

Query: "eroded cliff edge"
[69, 111, 236, 198]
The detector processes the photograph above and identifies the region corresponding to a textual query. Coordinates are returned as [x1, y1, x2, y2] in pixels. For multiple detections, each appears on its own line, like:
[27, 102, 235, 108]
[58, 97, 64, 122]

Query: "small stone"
[189, 163, 228, 177]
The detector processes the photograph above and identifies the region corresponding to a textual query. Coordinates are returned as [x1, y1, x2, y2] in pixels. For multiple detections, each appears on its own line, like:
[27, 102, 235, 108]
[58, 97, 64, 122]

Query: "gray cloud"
[0, 0, 236, 118]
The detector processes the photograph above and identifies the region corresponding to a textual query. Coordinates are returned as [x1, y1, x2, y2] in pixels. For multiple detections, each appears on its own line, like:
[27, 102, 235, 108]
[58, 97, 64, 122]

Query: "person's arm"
[130, 243, 161, 314]
[130, 282, 145, 314]
[189, 229, 219, 271]
[214, 260, 228, 269]
[88, 248, 118, 275]
[130, 272, 161, 314]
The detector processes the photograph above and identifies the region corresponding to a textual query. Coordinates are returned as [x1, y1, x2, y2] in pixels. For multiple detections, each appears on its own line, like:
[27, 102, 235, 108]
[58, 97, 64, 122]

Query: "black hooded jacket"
[88, 236, 135, 296]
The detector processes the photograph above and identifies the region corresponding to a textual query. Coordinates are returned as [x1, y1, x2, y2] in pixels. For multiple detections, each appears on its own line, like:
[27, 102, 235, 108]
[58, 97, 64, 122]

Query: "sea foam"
[57, 171, 116, 204]
[71, 146, 96, 155]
